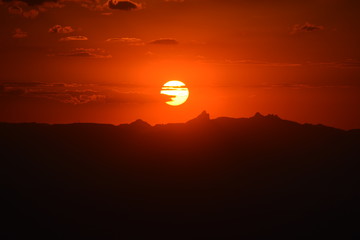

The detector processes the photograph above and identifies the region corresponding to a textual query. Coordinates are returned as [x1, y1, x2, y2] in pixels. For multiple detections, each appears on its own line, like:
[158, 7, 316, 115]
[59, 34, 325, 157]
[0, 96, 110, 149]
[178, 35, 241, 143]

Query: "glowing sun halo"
[160, 80, 189, 106]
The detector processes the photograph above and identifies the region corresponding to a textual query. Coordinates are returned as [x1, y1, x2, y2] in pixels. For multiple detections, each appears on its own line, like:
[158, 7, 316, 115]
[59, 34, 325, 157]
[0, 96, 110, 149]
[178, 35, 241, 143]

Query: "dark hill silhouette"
[1, 112, 359, 239]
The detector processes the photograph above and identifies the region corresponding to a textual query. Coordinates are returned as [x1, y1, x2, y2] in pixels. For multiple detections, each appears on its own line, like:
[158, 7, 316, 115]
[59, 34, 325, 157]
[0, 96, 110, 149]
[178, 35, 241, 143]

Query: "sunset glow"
[0, 0, 360, 128]
[2, 1, 360, 237]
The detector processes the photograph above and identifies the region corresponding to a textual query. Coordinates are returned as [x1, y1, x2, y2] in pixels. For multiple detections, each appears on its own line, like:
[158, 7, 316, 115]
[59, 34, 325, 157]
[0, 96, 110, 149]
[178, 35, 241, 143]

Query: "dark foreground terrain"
[1, 112, 359, 239]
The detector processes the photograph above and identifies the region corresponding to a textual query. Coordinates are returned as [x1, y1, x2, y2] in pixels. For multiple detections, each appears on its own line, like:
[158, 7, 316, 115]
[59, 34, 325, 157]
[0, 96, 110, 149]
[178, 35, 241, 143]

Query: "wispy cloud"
[197, 56, 360, 69]
[307, 59, 360, 69]
[0, 82, 158, 104]
[291, 22, 324, 34]
[198, 57, 302, 67]
[224, 59, 302, 67]
[105, 37, 144, 46]
[12, 28, 28, 38]
[59, 35, 88, 41]
[0, 82, 105, 105]
[49, 48, 112, 58]
[149, 38, 179, 45]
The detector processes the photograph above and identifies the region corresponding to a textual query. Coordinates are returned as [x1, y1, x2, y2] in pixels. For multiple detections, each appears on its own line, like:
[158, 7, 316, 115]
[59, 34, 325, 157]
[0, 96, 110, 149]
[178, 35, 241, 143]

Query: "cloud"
[105, 37, 144, 46]
[12, 28, 28, 39]
[76, 0, 107, 11]
[3, 0, 58, 6]
[209, 58, 360, 69]
[7, 5, 22, 14]
[0, 82, 106, 104]
[0, 82, 158, 105]
[8, 3, 39, 18]
[3, 0, 144, 16]
[49, 25, 75, 34]
[1, 82, 44, 87]
[149, 38, 179, 45]
[259, 82, 357, 89]
[22, 9, 39, 18]
[49, 48, 112, 58]
[108, 0, 141, 10]
[59, 35, 88, 41]
[4, 0, 63, 18]
[3, 0, 105, 18]
[0, 86, 27, 95]
[0, 82, 42, 96]
[224, 59, 302, 67]
[291, 22, 324, 34]
[198, 57, 302, 67]
[307, 59, 360, 69]
[52, 90, 106, 104]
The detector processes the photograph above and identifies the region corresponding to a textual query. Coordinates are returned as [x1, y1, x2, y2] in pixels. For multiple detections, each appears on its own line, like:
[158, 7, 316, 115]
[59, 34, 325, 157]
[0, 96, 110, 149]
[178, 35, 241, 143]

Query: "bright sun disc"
[160, 80, 189, 106]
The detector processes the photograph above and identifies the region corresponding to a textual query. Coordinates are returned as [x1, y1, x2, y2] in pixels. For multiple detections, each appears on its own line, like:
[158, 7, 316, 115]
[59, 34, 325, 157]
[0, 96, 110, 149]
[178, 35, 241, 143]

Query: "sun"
[160, 80, 189, 106]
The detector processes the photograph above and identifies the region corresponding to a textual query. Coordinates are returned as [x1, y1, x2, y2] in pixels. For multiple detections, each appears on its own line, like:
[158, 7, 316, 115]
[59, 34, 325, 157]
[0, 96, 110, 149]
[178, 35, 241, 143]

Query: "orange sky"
[1, 0, 360, 129]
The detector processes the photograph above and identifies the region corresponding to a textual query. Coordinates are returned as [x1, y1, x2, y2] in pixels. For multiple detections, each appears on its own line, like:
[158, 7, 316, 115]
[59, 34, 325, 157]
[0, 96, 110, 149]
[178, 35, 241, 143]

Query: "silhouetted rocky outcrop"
[129, 119, 152, 128]
[186, 110, 210, 124]
[1, 112, 359, 239]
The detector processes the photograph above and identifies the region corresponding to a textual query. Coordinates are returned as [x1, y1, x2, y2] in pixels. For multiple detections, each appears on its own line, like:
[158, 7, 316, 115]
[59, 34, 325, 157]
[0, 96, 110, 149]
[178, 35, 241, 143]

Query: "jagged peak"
[251, 112, 281, 120]
[130, 119, 151, 127]
[252, 112, 264, 118]
[186, 111, 210, 124]
[265, 114, 281, 120]
[198, 110, 210, 120]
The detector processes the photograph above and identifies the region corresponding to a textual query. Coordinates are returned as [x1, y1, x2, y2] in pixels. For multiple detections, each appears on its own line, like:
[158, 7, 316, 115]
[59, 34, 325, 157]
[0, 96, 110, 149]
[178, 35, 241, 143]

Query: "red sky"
[1, 0, 360, 129]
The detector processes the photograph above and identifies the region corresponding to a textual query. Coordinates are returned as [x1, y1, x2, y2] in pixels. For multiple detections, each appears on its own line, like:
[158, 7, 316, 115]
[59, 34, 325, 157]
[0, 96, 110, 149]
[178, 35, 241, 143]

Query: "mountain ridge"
[0, 111, 356, 132]
[1, 110, 359, 239]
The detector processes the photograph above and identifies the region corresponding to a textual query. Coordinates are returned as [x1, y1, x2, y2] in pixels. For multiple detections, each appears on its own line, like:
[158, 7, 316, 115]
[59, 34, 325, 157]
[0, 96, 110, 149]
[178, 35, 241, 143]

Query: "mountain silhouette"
[186, 110, 210, 124]
[128, 119, 152, 128]
[1, 112, 359, 239]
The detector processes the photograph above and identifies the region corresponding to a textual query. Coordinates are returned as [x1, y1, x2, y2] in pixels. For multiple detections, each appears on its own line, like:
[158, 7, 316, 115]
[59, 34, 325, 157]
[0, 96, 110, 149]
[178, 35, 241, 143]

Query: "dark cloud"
[4, 0, 62, 18]
[0, 82, 37, 95]
[0, 82, 157, 105]
[3, 0, 142, 16]
[108, 0, 141, 10]
[149, 38, 179, 45]
[3, 0, 58, 6]
[8, 4, 39, 18]
[46, 90, 106, 105]
[0, 82, 106, 104]
[291, 22, 324, 34]
[49, 25, 75, 34]
[0, 87, 27, 96]
[7, 5, 23, 14]
[49, 48, 112, 58]
[2, 82, 44, 87]
[3, 0, 102, 18]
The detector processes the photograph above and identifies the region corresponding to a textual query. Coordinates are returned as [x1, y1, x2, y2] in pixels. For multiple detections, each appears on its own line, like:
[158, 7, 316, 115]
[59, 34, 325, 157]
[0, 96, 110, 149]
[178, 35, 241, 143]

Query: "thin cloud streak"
[59, 36, 88, 41]
[0, 82, 159, 105]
